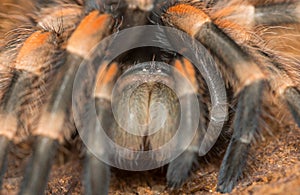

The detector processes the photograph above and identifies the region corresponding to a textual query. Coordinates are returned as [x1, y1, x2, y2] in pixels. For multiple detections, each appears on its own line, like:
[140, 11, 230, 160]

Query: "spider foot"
[167, 150, 196, 189]
[216, 140, 248, 193]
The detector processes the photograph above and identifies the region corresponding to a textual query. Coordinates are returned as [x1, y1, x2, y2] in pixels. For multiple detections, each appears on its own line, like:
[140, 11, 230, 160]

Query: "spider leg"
[262, 62, 300, 133]
[254, 1, 300, 25]
[20, 136, 59, 195]
[19, 9, 115, 195]
[162, 3, 268, 193]
[253, 0, 300, 136]
[0, 68, 41, 191]
[83, 150, 111, 195]
[0, 28, 61, 192]
[217, 80, 265, 192]
[0, 50, 19, 187]
[83, 102, 111, 195]
[167, 58, 207, 188]
[82, 62, 119, 195]
[0, 66, 15, 187]
[15, 31, 69, 194]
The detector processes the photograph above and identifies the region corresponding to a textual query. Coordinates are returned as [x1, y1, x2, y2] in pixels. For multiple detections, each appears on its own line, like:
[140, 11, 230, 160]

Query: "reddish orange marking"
[95, 62, 118, 98]
[97, 62, 108, 83]
[167, 4, 208, 18]
[174, 59, 185, 76]
[174, 58, 198, 91]
[182, 58, 197, 86]
[74, 11, 110, 37]
[164, 4, 210, 36]
[97, 62, 118, 86]
[16, 31, 50, 63]
[102, 62, 118, 84]
[67, 11, 114, 58]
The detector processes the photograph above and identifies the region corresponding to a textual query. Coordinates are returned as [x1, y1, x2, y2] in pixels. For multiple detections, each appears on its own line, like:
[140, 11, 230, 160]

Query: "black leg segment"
[19, 136, 58, 195]
[217, 80, 266, 193]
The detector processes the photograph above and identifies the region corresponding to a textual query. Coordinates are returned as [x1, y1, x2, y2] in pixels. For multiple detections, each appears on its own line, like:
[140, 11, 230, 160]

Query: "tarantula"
[0, 0, 299, 194]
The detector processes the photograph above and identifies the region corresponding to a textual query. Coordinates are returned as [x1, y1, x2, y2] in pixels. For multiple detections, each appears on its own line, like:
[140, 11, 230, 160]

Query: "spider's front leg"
[162, 2, 268, 193]
[166, 58, 208, 188]
[82, 61, 119, 195]
[19, 3, 116, 195]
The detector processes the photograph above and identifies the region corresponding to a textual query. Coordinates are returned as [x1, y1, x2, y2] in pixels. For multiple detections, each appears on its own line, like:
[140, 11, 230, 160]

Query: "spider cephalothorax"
[0, 0, 299, 194]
